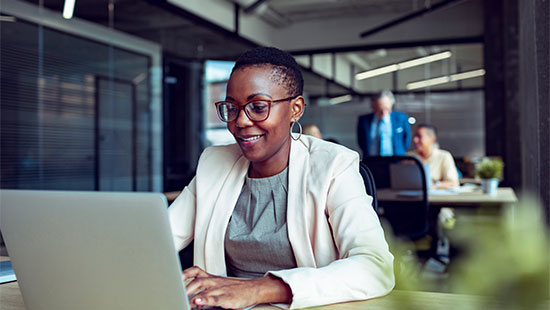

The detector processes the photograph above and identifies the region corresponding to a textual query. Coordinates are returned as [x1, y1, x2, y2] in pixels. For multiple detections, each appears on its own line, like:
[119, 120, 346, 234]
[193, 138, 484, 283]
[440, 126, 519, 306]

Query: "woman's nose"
[235, 108, 253, 127]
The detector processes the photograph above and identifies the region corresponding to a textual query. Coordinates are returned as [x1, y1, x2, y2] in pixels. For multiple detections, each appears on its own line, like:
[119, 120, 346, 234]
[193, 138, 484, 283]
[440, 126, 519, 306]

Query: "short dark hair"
[417, 123, 438, 138]
[231, 47, 304, 97]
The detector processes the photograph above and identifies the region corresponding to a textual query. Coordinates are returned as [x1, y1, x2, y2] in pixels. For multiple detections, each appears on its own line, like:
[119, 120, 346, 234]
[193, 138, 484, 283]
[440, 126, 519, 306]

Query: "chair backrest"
[361, 156, 429, 240]
[359, 162, 378, 213]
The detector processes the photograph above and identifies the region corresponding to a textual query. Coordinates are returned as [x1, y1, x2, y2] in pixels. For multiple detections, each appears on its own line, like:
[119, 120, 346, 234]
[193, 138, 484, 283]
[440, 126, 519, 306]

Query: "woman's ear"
[290, 96, 306, 121]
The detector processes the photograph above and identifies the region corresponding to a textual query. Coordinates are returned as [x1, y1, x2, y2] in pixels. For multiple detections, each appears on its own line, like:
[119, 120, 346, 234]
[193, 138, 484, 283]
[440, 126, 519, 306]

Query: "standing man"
[357, 90, 411, 157]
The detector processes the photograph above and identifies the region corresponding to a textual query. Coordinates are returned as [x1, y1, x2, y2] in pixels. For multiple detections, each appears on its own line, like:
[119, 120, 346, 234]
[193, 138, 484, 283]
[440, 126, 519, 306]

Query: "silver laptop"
[0, 190, 190, 310]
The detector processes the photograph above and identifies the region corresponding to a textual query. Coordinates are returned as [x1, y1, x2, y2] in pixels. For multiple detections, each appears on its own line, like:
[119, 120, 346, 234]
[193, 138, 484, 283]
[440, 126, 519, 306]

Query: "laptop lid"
[0, 190, 189, 310]
[389, 163, 430, 190]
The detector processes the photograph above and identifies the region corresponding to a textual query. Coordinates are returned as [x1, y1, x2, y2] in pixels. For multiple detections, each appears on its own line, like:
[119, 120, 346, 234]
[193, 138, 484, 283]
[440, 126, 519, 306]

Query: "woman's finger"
[192, 293, 222, 307]
[189, 280, 258, 309]
[185, 276, 219, 297]
[191, 288, 233, 308]
[183, 266, 208, 280]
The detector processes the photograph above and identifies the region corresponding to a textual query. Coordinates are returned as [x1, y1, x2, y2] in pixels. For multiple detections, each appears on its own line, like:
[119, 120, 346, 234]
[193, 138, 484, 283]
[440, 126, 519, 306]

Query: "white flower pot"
[481, 178, 499, 195]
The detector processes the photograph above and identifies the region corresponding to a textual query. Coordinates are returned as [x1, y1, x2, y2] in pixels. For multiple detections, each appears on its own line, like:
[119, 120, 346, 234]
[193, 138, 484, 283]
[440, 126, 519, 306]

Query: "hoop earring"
[290, 121, 302, 141]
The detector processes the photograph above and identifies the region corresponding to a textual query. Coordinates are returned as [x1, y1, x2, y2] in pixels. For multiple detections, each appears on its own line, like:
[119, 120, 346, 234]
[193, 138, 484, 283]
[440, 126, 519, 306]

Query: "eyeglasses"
[215, 96, 297, 122]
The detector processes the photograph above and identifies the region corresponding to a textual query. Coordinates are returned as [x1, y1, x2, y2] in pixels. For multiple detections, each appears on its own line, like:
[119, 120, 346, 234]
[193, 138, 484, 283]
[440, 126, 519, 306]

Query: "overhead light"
[0, 15, 16, 22]
[63, 0, 76, 19]
[397, 51, 452, 70]
[329, 94, 353, 105]
[406, 76, 450, 90]
[355, 64, 398, 80]
[450, 69, 486, 81]
[355, 51, 452, 80]
[406, 69, 486, 90]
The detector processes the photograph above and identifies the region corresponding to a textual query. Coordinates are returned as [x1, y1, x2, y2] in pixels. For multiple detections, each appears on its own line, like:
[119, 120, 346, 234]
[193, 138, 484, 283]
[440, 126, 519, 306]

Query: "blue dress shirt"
[369, 115, 394, 156]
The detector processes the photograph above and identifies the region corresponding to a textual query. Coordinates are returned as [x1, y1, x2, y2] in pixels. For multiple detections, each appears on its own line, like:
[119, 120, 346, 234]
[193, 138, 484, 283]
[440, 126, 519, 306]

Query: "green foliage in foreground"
[389, 196, 549, 310]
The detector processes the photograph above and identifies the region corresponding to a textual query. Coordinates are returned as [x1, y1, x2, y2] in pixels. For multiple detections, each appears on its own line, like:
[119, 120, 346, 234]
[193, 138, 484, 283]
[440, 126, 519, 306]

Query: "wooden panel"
[519, 0, 550, 224]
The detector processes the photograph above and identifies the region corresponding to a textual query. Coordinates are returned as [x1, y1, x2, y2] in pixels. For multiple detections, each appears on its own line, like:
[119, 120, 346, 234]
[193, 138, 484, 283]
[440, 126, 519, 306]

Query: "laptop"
[0, 190, 190, 310]
[389, 163, 431, 196]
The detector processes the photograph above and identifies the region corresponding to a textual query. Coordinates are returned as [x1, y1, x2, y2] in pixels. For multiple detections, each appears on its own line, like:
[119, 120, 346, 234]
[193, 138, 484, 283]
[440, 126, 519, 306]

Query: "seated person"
[168, 47, 394, 309]
[407, 124, 459, 189]
[302, 123, 323, 139]
[408, 124, 458, 259]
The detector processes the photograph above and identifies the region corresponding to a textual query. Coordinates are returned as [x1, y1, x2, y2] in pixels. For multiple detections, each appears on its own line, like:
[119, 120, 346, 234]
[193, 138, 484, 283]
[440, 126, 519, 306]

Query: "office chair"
[359, 162, 378, 213]
[361, 156, 430, 241]
[362, 156, 436, 283]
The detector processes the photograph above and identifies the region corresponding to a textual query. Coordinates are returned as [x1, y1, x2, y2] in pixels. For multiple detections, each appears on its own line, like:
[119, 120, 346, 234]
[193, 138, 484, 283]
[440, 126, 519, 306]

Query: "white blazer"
[168, 135, 395, 309]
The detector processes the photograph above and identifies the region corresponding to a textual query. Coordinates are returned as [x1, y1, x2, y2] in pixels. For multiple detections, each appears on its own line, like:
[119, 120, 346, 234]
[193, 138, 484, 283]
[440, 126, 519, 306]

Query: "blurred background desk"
[429, 188, 517, 206]
[377, 187, 519, 233]
[377, 187, 518, 207]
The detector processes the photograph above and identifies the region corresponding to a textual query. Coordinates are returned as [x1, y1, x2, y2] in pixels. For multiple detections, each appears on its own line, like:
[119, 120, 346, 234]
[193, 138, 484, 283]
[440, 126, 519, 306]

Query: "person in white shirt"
[302, 123, 323, 139]
[407, 124, 459, 189]
[408, 124, 459, 261]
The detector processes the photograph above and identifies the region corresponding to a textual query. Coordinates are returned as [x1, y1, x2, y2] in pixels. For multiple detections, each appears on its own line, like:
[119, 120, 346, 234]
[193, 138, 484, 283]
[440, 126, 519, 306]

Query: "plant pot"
[481, 178, 499, 195]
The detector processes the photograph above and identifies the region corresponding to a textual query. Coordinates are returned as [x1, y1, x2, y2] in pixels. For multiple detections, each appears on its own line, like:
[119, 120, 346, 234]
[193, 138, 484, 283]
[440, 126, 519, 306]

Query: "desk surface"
[0, 282, 24, 310]
[377, 187, 518, 206]
[167, 187, 518, 207]
[1, 280, 547, 310]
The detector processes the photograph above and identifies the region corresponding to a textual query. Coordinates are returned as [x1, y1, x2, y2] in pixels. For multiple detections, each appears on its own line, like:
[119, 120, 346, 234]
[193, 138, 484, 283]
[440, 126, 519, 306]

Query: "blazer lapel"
[365, 114, 374, 152]
[204, 155, 249, 275]
[390, 112, 400, 149]
[287, 138, 317, 267]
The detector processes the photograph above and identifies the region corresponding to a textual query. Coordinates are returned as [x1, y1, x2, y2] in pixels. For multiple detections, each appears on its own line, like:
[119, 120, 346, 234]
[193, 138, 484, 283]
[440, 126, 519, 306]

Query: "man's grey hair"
[372, 90, 395, 105]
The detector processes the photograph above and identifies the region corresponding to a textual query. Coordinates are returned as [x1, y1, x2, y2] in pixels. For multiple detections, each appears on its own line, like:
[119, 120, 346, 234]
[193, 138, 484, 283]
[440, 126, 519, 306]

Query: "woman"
[168, 47, 394, 309]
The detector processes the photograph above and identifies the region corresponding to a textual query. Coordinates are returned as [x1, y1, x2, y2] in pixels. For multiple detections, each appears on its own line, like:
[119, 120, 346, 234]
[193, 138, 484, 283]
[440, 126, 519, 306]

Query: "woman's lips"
[238, 134, 264, 147]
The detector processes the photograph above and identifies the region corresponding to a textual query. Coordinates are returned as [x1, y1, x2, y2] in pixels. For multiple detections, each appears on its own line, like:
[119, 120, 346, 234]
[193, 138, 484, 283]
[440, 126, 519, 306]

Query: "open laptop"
[0, 190, 190, 310]
[389, 163, 431, 196]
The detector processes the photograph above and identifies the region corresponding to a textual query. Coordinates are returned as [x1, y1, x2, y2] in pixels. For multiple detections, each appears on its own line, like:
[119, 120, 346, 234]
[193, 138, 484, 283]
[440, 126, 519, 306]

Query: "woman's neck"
[249, 164, 287, 178]
[248, 141, 291, 178]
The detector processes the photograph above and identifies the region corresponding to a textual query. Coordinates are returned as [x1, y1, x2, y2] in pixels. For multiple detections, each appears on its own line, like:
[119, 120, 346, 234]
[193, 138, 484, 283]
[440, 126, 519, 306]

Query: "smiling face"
[226, 65, 304, 177]
[413, 127, 436, 154]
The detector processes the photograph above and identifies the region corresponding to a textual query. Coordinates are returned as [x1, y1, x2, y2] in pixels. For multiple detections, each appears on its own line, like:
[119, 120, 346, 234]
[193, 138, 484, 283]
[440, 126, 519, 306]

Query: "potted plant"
[476, 157, 504, 195]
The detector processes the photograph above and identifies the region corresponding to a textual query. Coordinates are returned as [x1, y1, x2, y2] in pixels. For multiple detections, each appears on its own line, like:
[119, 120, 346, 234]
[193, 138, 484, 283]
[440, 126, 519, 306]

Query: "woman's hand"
[184, 266, 292, 309]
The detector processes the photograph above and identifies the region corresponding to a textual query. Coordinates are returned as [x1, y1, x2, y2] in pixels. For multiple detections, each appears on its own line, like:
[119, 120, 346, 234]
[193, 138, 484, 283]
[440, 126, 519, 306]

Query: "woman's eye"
[227, 105, 239, 113]
[250, 102, 268, 112]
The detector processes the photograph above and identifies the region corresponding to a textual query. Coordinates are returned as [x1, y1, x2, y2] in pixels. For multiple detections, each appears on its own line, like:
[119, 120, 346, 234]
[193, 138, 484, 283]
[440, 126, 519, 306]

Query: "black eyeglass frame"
[214, 95, 298, 123]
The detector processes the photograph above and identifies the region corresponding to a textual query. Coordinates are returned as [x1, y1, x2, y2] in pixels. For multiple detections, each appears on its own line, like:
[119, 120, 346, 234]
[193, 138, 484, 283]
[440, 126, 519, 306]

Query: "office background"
[0, 0, 548, 222]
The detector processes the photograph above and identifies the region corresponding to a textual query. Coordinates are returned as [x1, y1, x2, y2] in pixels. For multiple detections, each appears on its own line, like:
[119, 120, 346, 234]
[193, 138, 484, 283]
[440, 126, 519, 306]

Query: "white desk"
[377, 187, 518, 207]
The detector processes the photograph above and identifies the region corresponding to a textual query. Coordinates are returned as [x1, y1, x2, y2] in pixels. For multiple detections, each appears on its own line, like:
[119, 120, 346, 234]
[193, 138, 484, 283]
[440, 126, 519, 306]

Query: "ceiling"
[21, 0, 440, 56]
[235, 0, 425, 26]
[17, 0, 483, 97]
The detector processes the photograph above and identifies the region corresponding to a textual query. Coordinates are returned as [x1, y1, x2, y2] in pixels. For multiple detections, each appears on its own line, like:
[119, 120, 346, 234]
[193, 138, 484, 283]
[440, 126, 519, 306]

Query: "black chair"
[361, 156, 430, 241]
[359, 162, 378, 213]
[179, 241, 194, 270]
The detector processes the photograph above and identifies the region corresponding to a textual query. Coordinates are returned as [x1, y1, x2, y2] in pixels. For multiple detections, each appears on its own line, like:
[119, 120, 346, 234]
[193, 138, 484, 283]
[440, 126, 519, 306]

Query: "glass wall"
[0, 18, 153, 191]
[203, 60, 235, 146]
[301, 43, 485, 167]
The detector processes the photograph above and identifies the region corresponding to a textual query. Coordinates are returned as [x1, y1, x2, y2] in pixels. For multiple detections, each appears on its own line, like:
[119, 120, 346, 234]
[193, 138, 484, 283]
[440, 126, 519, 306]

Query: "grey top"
[224, 167, 297, 278]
